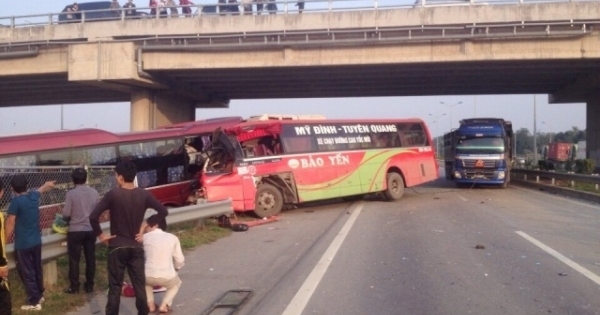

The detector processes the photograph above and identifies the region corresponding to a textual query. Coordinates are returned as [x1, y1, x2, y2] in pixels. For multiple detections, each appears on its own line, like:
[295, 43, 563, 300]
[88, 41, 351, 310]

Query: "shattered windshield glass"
[203, 130, 242, 173]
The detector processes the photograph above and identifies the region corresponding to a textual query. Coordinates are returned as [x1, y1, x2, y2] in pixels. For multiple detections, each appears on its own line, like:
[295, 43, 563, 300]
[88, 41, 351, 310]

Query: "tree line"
[514, 126, 585, 157]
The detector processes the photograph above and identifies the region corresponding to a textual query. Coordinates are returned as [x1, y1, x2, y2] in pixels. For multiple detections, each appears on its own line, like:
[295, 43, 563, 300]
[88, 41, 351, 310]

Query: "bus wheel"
[255, 184, 283, 218]
[384, 172, 405, 201]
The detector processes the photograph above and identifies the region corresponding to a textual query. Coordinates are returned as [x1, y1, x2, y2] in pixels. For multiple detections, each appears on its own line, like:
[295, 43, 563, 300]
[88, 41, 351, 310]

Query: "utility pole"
[60, 104, 64, 130]
[440, 101, 463, 130]
[429, 113, 447, 158]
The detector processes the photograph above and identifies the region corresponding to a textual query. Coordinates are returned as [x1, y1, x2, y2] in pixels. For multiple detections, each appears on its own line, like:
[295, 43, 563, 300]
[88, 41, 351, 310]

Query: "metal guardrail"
[510, 169, 600, 204]
[511, 168, 600, 188]
[0, 0, 598, 29]
[4, 198, 233, 270]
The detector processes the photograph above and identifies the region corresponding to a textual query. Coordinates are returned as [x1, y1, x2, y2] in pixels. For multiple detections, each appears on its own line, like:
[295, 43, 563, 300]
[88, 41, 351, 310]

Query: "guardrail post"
[524, 174, 527, 181]
[570, 180, 574, 188]
[551, 178, 555, 185]
[41, 228, 58, 287]
[536, 175, 539, 183]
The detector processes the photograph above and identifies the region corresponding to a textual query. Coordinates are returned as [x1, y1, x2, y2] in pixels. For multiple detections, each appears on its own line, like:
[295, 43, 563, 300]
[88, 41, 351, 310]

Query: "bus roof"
[0, 116, 243, 156]
[247, 114, 326, 121]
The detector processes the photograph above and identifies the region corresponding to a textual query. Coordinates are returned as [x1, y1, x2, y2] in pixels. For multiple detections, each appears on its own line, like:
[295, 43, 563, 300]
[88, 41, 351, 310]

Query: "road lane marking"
[281, 202, 364, 315]
[457, 195, 468, 201]
[516, 231, 600, 286]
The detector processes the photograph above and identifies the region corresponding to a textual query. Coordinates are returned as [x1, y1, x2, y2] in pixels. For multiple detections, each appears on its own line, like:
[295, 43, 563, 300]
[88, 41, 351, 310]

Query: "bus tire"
[384, 172, 404, 201]
[254, 183, 283, 218]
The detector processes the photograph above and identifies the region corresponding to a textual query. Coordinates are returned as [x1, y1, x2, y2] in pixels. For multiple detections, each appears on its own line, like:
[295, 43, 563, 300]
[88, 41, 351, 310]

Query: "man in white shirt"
[142, 220, 185, 313]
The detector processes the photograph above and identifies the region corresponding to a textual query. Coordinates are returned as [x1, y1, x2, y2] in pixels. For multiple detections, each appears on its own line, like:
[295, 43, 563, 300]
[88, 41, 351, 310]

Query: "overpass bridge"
[1, 0, 600, 162]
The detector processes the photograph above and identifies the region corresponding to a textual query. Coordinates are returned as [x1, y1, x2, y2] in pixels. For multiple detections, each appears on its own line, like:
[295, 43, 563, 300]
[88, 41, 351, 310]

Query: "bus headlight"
[497, 171, 506, 179]
[454, 171, 462, 179]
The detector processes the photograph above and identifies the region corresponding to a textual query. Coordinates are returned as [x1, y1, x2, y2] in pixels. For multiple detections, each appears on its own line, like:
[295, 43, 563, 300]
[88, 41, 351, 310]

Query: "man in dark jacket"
[89, 161, 168, 315]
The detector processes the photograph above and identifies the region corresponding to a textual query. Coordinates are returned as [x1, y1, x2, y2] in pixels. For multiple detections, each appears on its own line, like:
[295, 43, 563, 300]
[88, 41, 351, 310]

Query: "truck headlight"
[454, 171, 462, 179]
[497, 171, 505, 179]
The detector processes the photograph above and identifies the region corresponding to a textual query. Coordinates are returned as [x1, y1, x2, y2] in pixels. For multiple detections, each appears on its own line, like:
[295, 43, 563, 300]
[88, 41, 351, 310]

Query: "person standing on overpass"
[89, 161, 168, 315]
[124, 0, 137, 17]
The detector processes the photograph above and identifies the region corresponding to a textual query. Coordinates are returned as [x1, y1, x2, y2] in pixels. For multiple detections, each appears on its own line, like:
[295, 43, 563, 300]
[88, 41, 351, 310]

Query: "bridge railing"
[0, 0, 597, 29]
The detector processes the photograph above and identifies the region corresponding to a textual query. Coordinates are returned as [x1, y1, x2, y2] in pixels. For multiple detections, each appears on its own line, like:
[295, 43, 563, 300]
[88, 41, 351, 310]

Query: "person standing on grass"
[89, 161, 168, 315]
[62, 168, 100, 294]
[0, 182, 12, 315]
[5, 176, 55, 311]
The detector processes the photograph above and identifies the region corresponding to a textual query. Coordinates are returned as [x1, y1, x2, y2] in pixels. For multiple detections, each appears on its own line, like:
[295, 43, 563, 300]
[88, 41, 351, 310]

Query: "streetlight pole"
[533, 95, 537, 163]
[440, 101, 463, 130]
[429, 113, 447, 157]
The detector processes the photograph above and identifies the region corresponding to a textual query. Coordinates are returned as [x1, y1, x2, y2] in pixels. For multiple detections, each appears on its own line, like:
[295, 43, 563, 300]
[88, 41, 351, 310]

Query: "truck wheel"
[383, 172, 405, 201]
[254, 184, 283, 218]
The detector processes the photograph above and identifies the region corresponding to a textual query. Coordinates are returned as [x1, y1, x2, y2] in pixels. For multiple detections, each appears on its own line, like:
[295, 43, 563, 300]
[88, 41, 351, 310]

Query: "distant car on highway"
[58, 1, 147, 23]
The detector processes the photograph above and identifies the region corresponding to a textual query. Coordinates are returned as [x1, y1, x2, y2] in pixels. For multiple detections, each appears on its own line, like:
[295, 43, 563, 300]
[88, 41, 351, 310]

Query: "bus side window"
[273, 142, 282, 154]
[390, 133, 401, 147]
[254, 144, 267, 157]
[282, 136, 315, 154]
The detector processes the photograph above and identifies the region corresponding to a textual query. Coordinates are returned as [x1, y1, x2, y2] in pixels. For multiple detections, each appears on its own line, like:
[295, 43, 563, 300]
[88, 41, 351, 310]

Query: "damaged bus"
[0, 116, 243, 208]
[200, 116, 439, 217]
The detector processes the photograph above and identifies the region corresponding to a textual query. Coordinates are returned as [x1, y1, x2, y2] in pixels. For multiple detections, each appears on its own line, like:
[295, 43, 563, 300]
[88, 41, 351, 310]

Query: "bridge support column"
[586, 92, 600, 171]
[130, 89, 195, 131]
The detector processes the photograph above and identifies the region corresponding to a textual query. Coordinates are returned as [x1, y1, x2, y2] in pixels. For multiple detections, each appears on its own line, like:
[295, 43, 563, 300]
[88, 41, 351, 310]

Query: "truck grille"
[463, 159, 497, 168]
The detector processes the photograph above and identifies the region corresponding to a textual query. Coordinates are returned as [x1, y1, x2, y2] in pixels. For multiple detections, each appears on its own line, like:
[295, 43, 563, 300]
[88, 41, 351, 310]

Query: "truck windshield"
[456, 137, 504, 154]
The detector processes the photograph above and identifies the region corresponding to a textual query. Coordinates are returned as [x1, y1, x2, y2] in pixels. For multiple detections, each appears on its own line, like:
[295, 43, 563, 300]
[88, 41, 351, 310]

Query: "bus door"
[202, 133, 247, 210]
[233, 161, 257, 211]
[397, 124, 433, 185]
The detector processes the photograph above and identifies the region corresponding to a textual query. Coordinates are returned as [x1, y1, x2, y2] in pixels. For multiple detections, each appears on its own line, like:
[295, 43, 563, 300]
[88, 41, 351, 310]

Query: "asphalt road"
[68, 177, 600, 315]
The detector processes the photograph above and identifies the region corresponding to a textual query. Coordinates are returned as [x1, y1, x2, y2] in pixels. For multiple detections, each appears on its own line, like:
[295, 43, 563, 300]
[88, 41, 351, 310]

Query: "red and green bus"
[201, 117, 439, 217]
[0, 116, 243, 209]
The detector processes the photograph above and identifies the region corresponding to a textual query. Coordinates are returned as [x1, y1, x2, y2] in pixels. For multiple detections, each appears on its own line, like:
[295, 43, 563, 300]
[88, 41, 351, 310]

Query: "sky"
[0, 0, 588, 137]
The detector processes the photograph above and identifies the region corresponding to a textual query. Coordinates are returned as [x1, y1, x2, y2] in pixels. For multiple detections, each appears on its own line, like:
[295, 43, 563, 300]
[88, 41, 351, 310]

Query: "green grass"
[8, 218, 231, 315]
[553, 180, 600, 195]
